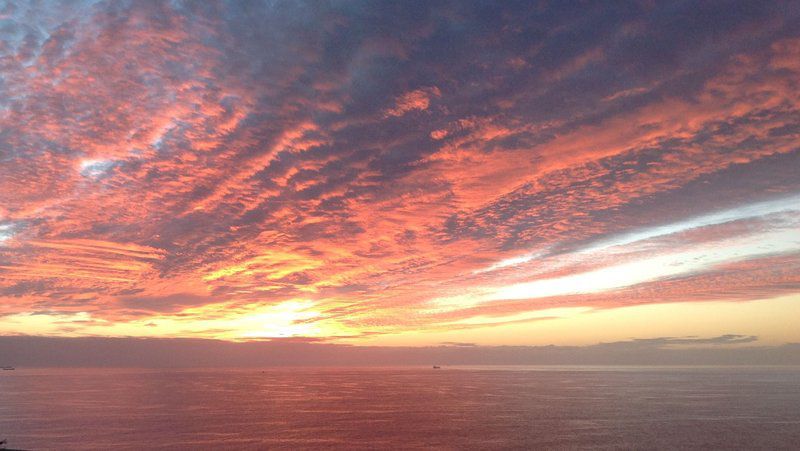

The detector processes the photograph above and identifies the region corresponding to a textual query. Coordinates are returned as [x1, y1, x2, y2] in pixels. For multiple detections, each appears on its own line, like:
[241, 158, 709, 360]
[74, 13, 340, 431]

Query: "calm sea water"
[1, 366, 799, 450]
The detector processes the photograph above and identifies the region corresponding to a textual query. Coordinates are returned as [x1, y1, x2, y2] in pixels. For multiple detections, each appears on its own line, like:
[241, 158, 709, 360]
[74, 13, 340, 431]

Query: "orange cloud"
[384, 87, 441, 117]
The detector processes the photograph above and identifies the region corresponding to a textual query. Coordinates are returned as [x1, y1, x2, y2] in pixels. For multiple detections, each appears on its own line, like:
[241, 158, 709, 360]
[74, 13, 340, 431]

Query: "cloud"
[439, 341, 477, 347]
[0, 1, 799, 342]
[384, 86, 441, 117]
[117, 293, 215, 313]
[1, 335, 798, 367]
[601, 334, 760, 348]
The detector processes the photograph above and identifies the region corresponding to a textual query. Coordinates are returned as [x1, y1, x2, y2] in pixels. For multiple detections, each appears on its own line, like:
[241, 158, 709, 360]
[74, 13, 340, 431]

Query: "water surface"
[1, 366, 799, 449]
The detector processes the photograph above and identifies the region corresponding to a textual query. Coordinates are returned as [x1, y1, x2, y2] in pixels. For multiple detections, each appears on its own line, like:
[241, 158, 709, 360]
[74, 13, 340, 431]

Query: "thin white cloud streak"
[436, 195, 800, 308]
[581, 194, 800, 255]
[490, 228, 799, 302]
[472, 250, 548, 274]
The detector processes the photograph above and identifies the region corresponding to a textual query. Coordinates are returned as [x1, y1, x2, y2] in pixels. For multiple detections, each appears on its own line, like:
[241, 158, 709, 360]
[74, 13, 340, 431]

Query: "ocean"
[1, 366, 799, 450]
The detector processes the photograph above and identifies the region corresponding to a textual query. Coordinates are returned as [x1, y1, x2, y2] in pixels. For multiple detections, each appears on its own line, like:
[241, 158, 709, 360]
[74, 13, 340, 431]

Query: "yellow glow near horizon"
[2, 295, 798, 347]
[345, 294, 800, 347]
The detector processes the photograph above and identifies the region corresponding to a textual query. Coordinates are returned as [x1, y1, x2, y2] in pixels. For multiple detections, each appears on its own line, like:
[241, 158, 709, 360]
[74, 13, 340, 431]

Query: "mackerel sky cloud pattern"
[1, 1, 799, 342]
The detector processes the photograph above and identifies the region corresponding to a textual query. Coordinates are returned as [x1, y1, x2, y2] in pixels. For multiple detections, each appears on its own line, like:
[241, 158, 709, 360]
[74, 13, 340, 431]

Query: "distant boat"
[1, 366, 14, 371]
[433, 365, 441, 369]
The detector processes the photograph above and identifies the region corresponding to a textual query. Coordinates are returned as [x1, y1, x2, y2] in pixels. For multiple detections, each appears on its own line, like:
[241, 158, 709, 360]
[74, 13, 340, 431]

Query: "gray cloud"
[1, 335, 798, 367]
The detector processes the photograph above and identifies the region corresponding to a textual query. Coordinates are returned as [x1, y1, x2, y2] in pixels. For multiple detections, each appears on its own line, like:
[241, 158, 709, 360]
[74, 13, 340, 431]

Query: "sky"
[0, 0, 799, 349]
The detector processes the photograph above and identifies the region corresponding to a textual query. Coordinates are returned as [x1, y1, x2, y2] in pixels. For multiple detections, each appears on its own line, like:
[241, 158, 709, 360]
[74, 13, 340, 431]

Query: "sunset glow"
[1, 1, 799, 346]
